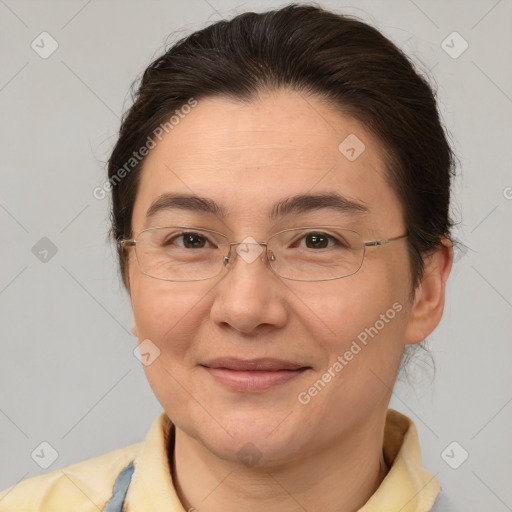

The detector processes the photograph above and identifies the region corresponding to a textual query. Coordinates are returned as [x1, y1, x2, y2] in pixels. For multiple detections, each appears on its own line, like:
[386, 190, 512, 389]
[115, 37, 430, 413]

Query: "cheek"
[297, 279, 407, 413]
[300, 266, 408, 398]
[304, 265, 406, 344]
[288, 280, 407, 444]
[131, 279, 207, 345]
[130, 278, 211, 415]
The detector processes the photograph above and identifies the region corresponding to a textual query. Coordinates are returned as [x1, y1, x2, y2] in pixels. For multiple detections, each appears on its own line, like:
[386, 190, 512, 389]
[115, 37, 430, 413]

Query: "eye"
[165, 232, 214, 249]
[295, 231, 348, 249]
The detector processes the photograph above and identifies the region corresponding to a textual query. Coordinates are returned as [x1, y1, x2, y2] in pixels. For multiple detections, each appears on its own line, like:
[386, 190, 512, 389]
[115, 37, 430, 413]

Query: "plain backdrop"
[1, 0, 511, 509]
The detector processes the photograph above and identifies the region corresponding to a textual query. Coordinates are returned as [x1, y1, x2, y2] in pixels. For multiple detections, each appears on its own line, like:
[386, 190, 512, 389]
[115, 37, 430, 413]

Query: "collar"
[124, 409, 440, 511]
[359, 409, 440, 511]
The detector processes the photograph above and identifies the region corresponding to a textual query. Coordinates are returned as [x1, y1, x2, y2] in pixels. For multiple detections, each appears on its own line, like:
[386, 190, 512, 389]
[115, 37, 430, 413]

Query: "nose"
[209, 241, 288, 334]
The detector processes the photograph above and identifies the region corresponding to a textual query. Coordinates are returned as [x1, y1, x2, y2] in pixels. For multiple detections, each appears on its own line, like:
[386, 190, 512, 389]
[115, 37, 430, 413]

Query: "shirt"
[0, 409, 443, 511]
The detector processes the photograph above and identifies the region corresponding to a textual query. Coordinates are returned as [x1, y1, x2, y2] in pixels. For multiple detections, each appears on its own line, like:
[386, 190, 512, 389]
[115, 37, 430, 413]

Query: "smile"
[200, 358, 311, 392]
[202, 367, 310, 392]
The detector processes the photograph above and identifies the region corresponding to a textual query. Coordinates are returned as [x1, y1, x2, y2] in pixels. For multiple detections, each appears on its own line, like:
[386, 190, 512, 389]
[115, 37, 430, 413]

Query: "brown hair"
[107, 3, 457, 300]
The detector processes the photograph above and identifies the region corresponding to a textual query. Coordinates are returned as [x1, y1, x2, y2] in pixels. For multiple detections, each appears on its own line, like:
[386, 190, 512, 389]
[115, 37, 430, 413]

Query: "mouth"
[200, 358, 312, 392]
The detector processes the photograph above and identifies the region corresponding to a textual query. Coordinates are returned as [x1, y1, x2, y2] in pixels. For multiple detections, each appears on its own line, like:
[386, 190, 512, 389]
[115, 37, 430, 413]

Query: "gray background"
[1, 0, 511, 509]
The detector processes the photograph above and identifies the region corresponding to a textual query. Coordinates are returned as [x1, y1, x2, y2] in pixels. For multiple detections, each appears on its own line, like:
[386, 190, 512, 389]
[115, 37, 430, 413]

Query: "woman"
[0, 3, 455, 511]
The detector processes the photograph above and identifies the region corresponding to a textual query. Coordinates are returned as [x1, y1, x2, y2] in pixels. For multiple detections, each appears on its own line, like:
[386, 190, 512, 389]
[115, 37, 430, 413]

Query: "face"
[128, 89, 414, 465]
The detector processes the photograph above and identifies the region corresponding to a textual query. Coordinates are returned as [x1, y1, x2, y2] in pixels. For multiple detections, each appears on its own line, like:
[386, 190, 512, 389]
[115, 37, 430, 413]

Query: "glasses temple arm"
[118, 240, 136, 248]
[364, 233, 408, 247]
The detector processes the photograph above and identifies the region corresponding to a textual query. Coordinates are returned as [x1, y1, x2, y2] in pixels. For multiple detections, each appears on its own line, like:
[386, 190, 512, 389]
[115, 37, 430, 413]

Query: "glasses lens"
[135, 227, 229, 281]
[267, 227, 364, 281]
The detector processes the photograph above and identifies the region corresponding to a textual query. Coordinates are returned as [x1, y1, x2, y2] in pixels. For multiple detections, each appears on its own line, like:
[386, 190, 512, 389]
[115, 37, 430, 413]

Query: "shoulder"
[0, 442, 142, 512]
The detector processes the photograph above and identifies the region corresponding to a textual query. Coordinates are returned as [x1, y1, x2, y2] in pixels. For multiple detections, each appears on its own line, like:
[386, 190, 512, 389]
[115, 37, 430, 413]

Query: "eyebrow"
[145, 192, 369, 223]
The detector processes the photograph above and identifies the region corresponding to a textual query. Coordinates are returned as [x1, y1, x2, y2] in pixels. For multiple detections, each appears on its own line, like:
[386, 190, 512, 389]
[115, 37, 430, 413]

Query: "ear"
[131, 320, 139, 339]
[404, 238, 453, 345]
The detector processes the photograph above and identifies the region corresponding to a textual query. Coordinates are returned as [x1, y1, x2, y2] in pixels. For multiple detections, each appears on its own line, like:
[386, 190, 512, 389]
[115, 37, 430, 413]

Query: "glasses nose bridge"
[223, 240, 272, 269]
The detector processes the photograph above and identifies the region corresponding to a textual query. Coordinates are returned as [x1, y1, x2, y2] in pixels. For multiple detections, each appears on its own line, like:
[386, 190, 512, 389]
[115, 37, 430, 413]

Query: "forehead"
[132, 90, 403, 233]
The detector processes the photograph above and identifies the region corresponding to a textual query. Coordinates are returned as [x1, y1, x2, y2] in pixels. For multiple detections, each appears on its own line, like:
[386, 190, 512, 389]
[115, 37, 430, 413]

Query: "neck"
[170, 413, 390, 512]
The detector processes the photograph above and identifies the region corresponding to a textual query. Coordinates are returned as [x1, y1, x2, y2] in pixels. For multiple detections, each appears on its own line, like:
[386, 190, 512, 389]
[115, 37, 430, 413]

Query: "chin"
[180, 406, 311, 467]
[207, 430, 306, 469]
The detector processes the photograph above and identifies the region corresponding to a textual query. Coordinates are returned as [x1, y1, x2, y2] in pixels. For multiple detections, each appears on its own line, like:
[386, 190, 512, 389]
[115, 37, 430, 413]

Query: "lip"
[202, 357, 308, 371]
[200, 358, 311, 392]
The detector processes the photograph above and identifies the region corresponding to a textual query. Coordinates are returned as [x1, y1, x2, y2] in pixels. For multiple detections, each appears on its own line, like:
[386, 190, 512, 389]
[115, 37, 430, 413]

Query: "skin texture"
[127, 89, 453, 512]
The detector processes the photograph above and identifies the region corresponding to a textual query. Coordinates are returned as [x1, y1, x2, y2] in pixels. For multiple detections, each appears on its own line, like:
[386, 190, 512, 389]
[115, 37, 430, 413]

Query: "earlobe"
[404, 239, 453, 345]
[131, 321, 139, 339]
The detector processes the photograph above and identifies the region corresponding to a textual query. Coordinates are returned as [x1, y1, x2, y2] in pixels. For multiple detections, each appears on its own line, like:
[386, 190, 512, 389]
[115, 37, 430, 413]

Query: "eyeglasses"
[118, 226, 408, 282]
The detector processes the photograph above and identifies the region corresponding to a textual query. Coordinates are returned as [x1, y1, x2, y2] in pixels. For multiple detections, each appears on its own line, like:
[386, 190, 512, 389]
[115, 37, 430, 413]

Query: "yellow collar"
[125, 408, 440, 511]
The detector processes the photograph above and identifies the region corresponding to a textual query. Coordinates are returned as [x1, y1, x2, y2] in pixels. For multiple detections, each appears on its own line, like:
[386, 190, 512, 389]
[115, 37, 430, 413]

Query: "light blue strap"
[101, 461, 135, 512]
